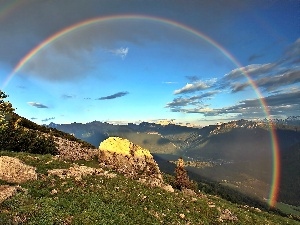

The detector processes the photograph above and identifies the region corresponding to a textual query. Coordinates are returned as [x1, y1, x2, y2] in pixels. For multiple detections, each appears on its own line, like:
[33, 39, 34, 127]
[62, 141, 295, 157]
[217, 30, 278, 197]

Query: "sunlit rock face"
[98, 137, 163, 186]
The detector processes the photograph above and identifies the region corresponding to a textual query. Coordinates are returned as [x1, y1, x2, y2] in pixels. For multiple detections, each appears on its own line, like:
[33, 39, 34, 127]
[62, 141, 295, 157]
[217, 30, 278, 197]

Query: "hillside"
[1, 150, 299, 224]
[1, 92, 299, 223]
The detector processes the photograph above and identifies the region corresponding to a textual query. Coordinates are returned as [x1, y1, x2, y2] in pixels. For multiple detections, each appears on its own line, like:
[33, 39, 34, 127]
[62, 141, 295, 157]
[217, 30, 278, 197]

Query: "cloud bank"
[166, 38, 300, 120]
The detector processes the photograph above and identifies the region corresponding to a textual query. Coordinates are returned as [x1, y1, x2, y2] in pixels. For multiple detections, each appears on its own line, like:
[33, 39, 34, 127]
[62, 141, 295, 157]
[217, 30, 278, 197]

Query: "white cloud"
[163, 81, 178, 84]
[109, 47, 129, 60]
[174, 79, 216, 95]
[27, 102, 48, 108]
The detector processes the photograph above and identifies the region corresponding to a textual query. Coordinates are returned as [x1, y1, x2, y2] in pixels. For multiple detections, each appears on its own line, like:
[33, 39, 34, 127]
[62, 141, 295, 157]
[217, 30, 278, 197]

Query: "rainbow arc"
[2, 14, 280, 207]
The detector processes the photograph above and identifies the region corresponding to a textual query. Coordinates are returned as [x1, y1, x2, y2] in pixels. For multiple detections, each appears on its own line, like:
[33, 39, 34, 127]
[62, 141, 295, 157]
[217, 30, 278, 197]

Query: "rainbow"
[0, 0, 26, 21]
[3, 14, 280, 207]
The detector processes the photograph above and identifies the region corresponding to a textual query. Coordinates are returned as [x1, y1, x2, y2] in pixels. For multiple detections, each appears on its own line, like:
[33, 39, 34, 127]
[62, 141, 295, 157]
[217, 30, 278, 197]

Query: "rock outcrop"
[218, 208, 238, 222]
[0, 156, 37, 184]
[98, 137, 163, 187]
[53, 136, 98, 161]
[0, 185, 27, 204]
[0, 185, 17, 203]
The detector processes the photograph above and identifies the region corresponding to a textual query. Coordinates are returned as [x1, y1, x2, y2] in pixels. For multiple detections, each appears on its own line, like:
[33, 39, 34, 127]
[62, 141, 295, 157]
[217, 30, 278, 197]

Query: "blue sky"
[0, 0, 299, 126]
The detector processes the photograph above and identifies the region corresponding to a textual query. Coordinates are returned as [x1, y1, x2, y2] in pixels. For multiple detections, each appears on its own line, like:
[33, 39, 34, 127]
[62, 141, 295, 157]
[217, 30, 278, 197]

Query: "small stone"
[255, 207, 261, 212]
[179, 213, 185, 219]
[162, 184, 174, 192]
[51, 189, 58, 195]
[191, 197, 197, 202]
[182, 188, 196, 196]
[218, 208, 238, 221]
[208, 202, 216, 208]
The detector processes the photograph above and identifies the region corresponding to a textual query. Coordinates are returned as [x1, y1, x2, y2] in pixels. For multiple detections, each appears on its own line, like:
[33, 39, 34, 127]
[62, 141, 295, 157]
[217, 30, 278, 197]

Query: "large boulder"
[98, 137, 163, 186]
[0, 156, 37, 184]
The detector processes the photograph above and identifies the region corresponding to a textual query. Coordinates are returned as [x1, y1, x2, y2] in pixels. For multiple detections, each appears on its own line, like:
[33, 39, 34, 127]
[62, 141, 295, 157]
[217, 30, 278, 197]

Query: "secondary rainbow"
[3, 14, 280, 207]
[0, 0, 26, 21]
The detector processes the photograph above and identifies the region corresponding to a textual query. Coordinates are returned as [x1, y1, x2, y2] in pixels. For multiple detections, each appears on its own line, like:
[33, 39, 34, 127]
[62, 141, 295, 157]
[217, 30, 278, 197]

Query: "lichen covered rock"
[98, 137, 163, 186]
[99, 137, 151, 158]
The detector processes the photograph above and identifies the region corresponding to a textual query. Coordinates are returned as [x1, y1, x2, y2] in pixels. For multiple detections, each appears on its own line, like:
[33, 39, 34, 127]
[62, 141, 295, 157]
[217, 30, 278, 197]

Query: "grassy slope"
[1, 151, 299, 225]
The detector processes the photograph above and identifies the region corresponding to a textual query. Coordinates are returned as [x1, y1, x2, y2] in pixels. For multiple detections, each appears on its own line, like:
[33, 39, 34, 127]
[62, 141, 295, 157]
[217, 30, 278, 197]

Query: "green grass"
[0, 151, 299, 224]
[276, 202, 300, 217]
